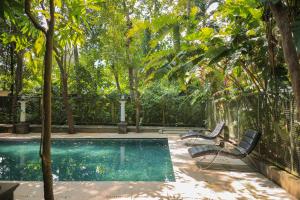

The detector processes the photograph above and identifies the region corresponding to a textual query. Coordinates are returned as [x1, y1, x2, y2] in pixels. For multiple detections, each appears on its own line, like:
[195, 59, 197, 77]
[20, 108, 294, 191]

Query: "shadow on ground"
[11, 134, 296, 200]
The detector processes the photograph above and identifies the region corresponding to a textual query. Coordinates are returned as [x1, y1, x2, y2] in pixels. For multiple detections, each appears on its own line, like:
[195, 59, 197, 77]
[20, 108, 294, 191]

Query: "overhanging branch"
[24, 0, 47, 34]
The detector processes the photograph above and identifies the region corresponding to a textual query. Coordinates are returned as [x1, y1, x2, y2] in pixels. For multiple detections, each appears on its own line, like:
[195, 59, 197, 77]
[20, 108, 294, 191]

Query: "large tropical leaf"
[205, 46, 233, 65]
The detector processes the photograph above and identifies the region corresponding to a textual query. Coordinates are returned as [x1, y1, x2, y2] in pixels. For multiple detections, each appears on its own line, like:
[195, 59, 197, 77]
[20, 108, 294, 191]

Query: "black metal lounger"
[180, 121, 225, 140]
[188, 129, 261, 159]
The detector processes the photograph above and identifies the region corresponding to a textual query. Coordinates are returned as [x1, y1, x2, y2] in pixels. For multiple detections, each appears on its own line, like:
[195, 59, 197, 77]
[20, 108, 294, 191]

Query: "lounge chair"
[180, 121, 225, 140]
[188, 129, 261, 159]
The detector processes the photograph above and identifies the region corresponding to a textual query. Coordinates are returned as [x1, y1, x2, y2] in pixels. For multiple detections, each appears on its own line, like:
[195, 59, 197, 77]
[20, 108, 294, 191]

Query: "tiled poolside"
[0, 132, 295, 200]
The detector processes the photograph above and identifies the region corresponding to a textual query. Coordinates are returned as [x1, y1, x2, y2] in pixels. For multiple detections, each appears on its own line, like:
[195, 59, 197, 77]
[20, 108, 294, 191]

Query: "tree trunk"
[135, 74, 141, 133]
[241, 64, 263, 91]
[42, 4, 55, 198]
[135, 94, 141, 132]
[25, 0, 55, 199]
[266, 19, 276, 91]
[11, 50, 24, 126]
[186, 0, 191, 34]
[187, 0, 191, 18]
[55, 55, 75, 134]
[9, 43, 15, 123]
[154, 0, 160, 15]
[9, 43, 15, 96]
[111, 63, 121, 93]
[42, 28, 55, 200]
[123, 0, 135, 100]
[173, 23, 181, 52]
[162, 105, 166, 126]
[270, 2, 300, 115]
[111, 103, 116, 123]
[128, 67, 135, 100]
[74, 45, 80, 94]
[41, 25, 54, 200]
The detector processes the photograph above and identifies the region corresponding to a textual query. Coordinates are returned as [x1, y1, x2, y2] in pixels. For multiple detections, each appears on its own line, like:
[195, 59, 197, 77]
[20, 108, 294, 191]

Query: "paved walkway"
[0, 133, 295, 199]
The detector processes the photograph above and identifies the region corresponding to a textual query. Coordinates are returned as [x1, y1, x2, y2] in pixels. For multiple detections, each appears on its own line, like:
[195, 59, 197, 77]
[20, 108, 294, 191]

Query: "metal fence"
[0, 95, 206, 127]
[2, 93, 299, 176]
[206, 93, 300, 177]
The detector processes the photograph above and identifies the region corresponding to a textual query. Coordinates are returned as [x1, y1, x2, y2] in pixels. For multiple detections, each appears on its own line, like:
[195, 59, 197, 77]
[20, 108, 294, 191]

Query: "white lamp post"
[118, 94, 127, 134]
[15, 95, 30, 134]
[20, 100, 26, 123]
[120, 95, 126, 122]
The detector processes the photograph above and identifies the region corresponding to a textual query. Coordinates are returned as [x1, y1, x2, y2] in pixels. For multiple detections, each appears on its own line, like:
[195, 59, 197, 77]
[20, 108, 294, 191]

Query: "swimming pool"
[0, 139, 175, 181]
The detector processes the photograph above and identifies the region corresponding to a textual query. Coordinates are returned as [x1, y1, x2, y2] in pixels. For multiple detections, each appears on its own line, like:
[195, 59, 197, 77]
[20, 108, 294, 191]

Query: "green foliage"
[0, 0, 298, 126]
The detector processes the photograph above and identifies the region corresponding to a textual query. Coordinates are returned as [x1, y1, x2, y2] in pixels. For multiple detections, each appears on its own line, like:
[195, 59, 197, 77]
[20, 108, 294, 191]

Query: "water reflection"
[120, 145, 125, 166]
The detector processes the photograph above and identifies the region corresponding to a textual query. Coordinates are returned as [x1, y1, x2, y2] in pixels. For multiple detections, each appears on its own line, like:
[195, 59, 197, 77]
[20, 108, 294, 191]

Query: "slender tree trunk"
[162, 105, 165, 126]
[135, 74, 141, 133]
[55, 55, 75, 134]
[9, 43, 15, 97]
[216, 64, 245, 92]
[25, 0, 55, 199]
[15, 51, 24, 93]
[123, 0, 135, 100]
[74, 45, 80, 94]
[186, 0, 192, 34]
[128, 67, 135, 100]
[111, 103, 115, 123]
[9, 43, 15, 124]
[173, 23, 181, 52]
[111, 63, 121, 93]
[11, 50, 24, 126]
[266, 19, 276, 91]
[241, 64, 263, 91]
[4, 46, 10, 90]
[135, 96, 141, 132]
[42, 28, 54, 200]
[270, 2, 300, 115]
[187, 0, 191, 18]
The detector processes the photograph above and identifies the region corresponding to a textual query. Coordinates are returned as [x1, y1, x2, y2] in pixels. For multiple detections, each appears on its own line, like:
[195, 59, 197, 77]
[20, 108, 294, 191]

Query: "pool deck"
[0, 132, 295, 200]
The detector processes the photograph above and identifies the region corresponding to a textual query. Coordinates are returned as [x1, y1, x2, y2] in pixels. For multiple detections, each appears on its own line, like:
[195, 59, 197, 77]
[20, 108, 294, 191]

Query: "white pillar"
[20, 100, 26, 123]
[120, 95, 126, 122]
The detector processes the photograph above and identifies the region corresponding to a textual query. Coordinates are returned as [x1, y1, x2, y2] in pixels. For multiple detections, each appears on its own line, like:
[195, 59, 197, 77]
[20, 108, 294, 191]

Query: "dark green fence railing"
[1, 92, 299, 176]
[206, 93, 300, 177]
[0, 95, 206, 127]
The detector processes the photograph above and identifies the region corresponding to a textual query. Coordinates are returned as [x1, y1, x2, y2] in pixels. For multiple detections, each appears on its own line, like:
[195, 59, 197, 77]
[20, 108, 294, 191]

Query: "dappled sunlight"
[7, 135, 295, 199]
[1, 0, 300, 199]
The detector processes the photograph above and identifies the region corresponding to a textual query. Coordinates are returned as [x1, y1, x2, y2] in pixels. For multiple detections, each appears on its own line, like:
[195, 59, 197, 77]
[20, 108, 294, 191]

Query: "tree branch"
[53, 46, 63, 64]
[49, 0, 55, 31]
[24, 0, 47, 34]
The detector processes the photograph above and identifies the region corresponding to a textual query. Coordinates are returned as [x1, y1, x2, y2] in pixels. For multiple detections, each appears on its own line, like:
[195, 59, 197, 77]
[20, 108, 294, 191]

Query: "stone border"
[245, 155, 300, 199]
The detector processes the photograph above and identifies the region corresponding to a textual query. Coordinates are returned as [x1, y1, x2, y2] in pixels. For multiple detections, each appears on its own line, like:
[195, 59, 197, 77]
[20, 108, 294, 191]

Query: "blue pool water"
[0, 139, 175, 181]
